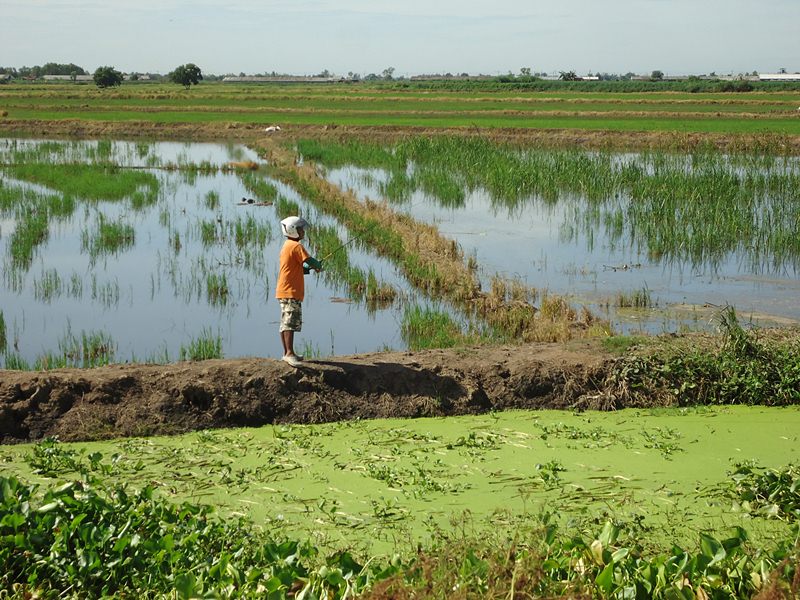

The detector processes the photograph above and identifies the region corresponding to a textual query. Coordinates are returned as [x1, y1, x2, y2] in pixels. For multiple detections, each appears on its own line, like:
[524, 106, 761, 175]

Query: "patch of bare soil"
[0, 341, 613, 444]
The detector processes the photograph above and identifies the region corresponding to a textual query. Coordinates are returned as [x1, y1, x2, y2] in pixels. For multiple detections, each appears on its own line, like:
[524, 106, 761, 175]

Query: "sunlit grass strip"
[5, 163, 159, 202]
[262, 141, 601, 343]
[179, 328, 223, 361]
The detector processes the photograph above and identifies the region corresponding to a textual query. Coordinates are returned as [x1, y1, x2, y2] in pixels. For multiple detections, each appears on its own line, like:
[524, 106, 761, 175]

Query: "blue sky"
[3, 0, 798, 76]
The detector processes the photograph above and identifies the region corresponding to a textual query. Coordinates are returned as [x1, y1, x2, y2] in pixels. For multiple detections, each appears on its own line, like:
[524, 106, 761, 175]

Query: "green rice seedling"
[90, 276, 121, 308]
[2, 352, 30, 370]
[204, 190, 220, 210]
[401, 304, 477, 350]
[9, 208, 49, 269]
[0, 310, 6, 354]
[56, 329, 117, 368]
[365, 269, 397, 305]
[240, 171, 280, 203]
[275, 194, 300, 218]
[206, 272, 229, 306]
[171, 230, 182, 254]
[198, 219, 220, 246]
[33, 268, 63, 303]
[180, 328, 223, 361]
[231, 214, 271, 249]
[81, 214, 135, 259]
[615, 286, 654, 308]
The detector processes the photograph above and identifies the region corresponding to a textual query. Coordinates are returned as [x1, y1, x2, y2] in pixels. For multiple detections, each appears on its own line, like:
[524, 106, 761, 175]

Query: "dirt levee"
[0, 343, 610, 443]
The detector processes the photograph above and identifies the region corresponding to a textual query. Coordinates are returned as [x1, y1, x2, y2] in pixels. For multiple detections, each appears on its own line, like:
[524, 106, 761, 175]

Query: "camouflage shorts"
[278, 299, 302, 332]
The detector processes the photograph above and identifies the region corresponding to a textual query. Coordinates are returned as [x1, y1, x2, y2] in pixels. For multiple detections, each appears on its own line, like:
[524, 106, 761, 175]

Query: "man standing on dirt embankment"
[275, 216, 322, 367]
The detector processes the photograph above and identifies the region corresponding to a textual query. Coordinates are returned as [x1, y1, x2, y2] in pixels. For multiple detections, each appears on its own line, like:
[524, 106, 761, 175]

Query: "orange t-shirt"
[275, 239, 311, 301]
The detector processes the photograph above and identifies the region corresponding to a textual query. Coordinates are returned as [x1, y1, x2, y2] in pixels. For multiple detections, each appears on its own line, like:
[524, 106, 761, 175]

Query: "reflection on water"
[324, 153, 800, 334]
[0, 139, 419, 366]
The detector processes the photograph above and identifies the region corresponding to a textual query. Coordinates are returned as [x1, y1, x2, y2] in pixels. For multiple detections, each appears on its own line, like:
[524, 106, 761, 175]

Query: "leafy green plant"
[726, 462, 800, 521]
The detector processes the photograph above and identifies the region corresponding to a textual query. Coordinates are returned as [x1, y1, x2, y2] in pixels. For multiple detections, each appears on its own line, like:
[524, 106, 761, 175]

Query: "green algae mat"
[2, 406, 797, 556]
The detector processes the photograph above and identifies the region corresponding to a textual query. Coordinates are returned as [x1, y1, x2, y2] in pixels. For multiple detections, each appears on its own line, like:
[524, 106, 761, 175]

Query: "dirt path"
[0, 341, 614, 444]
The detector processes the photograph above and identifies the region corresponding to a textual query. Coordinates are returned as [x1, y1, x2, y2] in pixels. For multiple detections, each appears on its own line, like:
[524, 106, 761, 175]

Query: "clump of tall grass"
[206, 272, 229, 306]
[81, 215, 135, 259]
[179, 329, 223, 361]
[204, 190, 220, 210]
[601, 307, 800, 407]
[0, 310, 6, 354]
[16, 329, 118, 370]
[615, 286, 654, 308]
[401, 305, 484, 350]
[33, 269, 63, 303]
[9, 208, 49, 269]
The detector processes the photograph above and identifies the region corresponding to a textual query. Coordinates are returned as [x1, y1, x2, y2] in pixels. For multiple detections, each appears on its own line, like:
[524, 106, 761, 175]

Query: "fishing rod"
[319, 235, 361, 261]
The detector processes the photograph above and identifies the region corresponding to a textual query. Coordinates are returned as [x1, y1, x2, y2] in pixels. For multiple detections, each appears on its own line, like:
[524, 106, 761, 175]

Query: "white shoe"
[282, 354, 302, 367]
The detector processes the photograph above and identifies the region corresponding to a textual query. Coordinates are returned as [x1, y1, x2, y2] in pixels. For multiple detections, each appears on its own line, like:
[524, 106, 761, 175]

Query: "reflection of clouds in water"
[0, 218, 17, 236]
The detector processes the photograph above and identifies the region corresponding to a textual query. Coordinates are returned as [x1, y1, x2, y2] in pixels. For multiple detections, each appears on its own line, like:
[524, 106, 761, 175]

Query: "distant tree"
[38, 62, 87, 76]
[559, 70, 578, 81]
[650, 70, 664, 81]
[93, 66, 123, 88]
[520, 67, 531, 77]
[381, 67, 395, 81]
[169, 63, 203, 89]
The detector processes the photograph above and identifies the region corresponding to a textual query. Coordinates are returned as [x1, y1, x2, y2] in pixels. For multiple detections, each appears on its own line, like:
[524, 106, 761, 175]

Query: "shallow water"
[326, 163, 800, 334]
[0, 139, 429, 366]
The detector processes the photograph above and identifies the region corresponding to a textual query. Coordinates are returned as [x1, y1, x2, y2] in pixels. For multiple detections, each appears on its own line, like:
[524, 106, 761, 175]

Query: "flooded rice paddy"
[1, 138, 798, 367]
[314, 138, 800, 334]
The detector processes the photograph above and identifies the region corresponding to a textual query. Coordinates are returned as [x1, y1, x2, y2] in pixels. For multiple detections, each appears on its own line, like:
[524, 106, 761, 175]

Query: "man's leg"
[281, 330, 295, 356]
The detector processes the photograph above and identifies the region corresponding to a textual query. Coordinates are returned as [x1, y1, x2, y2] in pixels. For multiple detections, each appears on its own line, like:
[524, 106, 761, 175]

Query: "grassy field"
[2, 82, 800, 135]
